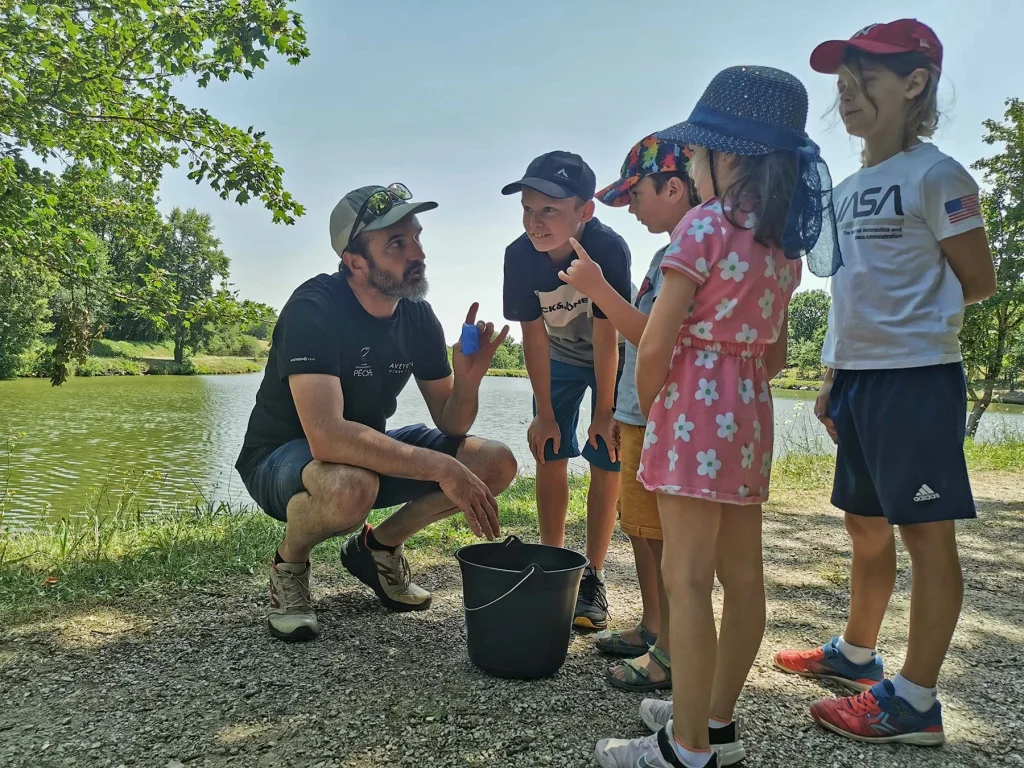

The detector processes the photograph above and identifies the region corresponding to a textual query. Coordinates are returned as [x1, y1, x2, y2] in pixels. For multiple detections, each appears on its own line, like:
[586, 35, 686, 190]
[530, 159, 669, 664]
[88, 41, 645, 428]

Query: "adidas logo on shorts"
[913, 484, 941, 502]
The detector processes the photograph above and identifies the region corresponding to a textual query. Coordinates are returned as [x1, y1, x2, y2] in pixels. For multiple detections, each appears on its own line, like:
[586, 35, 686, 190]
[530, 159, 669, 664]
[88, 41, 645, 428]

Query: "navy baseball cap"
[501, 151, 597, 200]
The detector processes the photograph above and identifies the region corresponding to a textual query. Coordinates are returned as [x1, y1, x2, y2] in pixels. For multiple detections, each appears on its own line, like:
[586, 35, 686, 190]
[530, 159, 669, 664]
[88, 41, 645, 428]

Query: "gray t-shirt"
[614, 246, 667, 426]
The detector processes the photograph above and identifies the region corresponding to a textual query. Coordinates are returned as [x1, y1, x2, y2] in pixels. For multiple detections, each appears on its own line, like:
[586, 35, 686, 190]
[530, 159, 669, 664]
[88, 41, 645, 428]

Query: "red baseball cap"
[810, 19, 943, 74]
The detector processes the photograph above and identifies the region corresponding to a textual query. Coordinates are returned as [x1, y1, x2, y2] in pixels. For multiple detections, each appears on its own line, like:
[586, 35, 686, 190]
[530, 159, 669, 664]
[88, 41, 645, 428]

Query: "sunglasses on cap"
[347, 182, 413, 251]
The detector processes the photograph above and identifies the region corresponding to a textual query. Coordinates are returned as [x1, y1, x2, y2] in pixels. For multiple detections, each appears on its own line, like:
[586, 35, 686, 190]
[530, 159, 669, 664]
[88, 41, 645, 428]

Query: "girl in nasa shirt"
[774, 20, 996, 747]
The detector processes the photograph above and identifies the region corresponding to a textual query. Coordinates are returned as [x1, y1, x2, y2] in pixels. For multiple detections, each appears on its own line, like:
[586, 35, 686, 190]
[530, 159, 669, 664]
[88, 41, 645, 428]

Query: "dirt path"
[2, 474, 1022, 768]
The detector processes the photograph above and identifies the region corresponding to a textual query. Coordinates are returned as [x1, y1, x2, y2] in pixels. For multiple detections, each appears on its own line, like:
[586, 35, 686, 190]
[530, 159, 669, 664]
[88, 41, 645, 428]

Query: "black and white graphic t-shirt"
[502, 218, 632, 367]
[823, 143, 984, 370]
[235, 272, 451, 478]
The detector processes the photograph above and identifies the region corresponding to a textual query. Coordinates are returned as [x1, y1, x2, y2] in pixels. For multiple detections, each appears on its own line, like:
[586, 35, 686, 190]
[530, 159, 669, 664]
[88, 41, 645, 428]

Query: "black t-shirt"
[236, 272, 451, 478]
[502, 217, 631, 367]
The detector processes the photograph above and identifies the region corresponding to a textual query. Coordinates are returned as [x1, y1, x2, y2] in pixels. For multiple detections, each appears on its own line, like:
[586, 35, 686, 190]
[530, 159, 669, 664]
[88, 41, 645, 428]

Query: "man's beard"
[367, 259, 428, 301]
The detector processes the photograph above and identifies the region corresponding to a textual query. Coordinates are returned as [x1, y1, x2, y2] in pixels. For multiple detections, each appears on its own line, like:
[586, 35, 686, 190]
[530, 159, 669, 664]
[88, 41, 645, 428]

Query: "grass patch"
[90, 339, 175, 359]
[486, 369, 529, 378]
[73, 357, 148, 377]
[146, 357, 264, 375]
[963, 437, 1024, 471]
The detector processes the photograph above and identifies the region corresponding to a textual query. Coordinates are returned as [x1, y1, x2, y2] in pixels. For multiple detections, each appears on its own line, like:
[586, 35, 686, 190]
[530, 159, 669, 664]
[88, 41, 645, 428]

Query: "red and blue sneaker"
[810, 679, 945, 745]
[774, 636, 884, 692]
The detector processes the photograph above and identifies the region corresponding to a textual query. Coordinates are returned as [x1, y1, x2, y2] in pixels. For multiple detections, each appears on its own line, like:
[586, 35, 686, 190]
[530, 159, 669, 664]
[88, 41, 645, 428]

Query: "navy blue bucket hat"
[656, 66, 842, 278]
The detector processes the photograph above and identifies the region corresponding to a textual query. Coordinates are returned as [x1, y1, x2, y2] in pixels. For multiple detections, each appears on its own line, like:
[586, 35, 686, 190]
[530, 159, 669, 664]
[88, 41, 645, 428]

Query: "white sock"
[892, 673, 937, 713]
[708, 718, 730, 729]
[667, 721, 713, 767]
[587, 566, 606, 582]
[837, 635, 875, 666]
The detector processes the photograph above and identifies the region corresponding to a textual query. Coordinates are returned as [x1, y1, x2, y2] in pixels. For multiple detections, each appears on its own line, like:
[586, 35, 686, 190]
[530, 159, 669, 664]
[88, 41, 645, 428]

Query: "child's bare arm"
[636, 271, 698, 416]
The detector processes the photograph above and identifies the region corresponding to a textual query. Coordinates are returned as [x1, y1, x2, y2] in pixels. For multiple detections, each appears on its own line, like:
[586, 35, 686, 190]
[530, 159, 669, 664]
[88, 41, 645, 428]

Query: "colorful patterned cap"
[596, 135, 687, 208]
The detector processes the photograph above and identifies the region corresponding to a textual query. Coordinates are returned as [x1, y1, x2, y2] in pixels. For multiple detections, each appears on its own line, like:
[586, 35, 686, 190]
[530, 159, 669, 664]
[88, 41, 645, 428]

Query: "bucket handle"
[464, 563, 538, 612]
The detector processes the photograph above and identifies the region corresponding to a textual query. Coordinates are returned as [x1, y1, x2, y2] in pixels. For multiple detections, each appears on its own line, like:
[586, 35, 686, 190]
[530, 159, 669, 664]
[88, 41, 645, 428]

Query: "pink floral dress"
[637, 199, 801, 505]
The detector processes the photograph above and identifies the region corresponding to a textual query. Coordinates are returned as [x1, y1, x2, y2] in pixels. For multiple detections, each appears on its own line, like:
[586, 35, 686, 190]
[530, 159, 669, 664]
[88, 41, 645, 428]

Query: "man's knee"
[899, 520, 958, 562]
[468, 440, 518, 493]
[305, 463, 379, 530]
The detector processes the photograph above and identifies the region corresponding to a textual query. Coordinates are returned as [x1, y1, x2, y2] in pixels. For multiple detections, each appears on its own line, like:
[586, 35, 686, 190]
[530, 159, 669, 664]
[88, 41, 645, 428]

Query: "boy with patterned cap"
[560, 135, 699, 692]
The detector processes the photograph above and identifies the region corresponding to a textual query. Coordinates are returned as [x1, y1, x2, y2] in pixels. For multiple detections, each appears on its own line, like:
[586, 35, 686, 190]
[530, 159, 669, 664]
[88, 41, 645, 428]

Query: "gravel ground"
[2, 473, 1022, 768]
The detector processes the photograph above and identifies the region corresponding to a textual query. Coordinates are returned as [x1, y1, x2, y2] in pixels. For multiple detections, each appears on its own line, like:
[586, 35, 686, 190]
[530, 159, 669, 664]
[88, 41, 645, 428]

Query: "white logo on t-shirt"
[353, 346, 373, 377]
[536, 283, 591, 328]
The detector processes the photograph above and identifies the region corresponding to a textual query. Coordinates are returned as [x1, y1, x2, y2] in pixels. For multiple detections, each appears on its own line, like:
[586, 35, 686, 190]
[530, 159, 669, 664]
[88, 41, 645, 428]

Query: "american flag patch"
[945, 193, 981, 224]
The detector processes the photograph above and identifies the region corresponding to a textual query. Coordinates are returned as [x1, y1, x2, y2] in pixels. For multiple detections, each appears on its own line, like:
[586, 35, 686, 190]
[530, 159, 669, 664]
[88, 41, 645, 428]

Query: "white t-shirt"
[822, 143, 984, 370]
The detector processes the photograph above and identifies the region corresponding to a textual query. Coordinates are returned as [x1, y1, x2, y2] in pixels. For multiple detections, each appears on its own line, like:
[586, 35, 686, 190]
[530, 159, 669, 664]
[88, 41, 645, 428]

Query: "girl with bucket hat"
[774, 20, 996, 746]
[595, 66, 841, 768]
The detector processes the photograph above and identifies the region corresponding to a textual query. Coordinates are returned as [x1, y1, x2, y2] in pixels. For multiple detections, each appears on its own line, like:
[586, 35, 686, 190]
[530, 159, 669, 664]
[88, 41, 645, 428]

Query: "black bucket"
[455, 535, 588, 680]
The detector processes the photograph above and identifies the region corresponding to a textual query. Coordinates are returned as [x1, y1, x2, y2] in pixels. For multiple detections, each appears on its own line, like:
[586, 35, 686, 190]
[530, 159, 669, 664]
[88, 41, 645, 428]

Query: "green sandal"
[606, 646, 671, 692]
[594, 624, 657, 658]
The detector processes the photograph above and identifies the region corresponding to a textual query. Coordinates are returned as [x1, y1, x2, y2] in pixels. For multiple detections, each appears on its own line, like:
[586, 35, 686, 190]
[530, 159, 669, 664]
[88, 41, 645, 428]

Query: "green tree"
[785, 289, 831, 377]
[961, 99, 1024, 438]
[490, 336, 525, 370]
[0, 256, 55, 378]
[1, 0, 308, 383]
[156, 208, 231, 364]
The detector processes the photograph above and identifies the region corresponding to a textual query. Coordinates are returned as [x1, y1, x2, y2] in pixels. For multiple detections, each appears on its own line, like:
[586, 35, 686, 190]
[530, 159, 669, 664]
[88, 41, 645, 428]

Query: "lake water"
[1, 374, 1022, 526]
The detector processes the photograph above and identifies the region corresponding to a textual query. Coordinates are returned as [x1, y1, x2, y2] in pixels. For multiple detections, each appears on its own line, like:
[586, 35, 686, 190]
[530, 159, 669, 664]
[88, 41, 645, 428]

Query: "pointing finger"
[465, 302, 479, 325]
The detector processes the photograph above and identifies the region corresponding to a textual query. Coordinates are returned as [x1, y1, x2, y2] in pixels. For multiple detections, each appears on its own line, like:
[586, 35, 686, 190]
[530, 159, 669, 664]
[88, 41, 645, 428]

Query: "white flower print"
[778, 265, 793, 292]
[687, 216, 714, 242]
[741, 443, 755, 469]
[764, 252, 776, 278]
[701, 489, 719, 499]
[759, 381, 771, 403]
[738, 377, 754, 404]
[709, 201, 724, 214]
[759, 487, 766, 497]
[696, 449, 722, 480]
[716, 412, 738, 442]
[664, 239, 682, 258]
[753, 421, 762, 441]
[694, 378, 720, 406]
[690, 321, 714, 340]
[663, 382, 680, 409]
[715, 297, 738, 320]
[686, 301, 697, 316]
[718, 252, 749, 282]
[694, 257, 710, 277]
[668, 448, 679, 472]
[661, 485, 683, 494]
[744, 211, 759, 230]
[695, 350, 719, 369]
[758, 289, 776, 319]
[761, 450, 773, 478]
[638, 461, 645, 474]
[735, 324, 758, 344]
[738, 485, 750, 498]
[674, 413, 695, 442]
[644, 421, 659, 449]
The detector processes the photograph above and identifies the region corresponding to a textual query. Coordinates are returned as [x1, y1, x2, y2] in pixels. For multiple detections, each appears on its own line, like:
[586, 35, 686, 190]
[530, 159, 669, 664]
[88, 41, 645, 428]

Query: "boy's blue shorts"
[828, 363, 976, 526]
[533, 359, 620, 473]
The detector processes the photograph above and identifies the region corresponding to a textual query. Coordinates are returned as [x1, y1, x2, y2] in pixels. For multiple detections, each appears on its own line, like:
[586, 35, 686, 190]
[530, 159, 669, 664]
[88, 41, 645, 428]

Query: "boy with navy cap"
[502, 151, 632, 630]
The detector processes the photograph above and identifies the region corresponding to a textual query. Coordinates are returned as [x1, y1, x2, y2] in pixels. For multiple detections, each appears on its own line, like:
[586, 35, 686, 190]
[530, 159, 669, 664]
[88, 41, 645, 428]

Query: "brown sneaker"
[339, 525, 432, 612]
[268, 561, 319, 641]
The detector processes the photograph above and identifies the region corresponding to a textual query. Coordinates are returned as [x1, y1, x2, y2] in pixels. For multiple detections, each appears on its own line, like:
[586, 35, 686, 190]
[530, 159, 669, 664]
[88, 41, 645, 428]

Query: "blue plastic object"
[461, 323, 480, 355]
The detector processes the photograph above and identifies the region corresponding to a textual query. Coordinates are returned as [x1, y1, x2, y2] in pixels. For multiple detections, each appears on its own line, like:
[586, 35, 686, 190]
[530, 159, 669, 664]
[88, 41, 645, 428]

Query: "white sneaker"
[595, 730, 680, 768]
[639, 701, 747, 766]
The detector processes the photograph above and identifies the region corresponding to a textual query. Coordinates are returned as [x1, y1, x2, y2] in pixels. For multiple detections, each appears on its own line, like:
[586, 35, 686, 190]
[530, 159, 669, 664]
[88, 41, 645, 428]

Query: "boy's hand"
[528, 413, 561, 464]
[814, 379, 838, 445]
[558, 238, 607, 299]
[588, 410, 620, 465]
[453, 302, 510, 385]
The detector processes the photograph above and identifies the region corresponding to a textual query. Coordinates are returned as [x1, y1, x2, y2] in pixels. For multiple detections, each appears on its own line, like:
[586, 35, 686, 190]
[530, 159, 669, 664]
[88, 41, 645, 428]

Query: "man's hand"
[588, 410, 620, 464]
[814, 375, 838, 445]
[452, 302, 511, 385]
[437, 457, 501, 540]
[558, 238, 608, 300]
[528, 412, 561, 464]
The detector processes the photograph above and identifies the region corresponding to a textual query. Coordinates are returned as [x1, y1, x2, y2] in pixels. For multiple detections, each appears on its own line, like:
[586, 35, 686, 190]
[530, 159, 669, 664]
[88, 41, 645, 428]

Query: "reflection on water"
[1, 373, 1021, 525]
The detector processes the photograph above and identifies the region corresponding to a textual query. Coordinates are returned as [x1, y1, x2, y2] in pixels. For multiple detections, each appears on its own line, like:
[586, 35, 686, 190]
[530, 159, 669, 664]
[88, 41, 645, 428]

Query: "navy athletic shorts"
[828, 363, 976, 526]
[241, 424, 465, 522]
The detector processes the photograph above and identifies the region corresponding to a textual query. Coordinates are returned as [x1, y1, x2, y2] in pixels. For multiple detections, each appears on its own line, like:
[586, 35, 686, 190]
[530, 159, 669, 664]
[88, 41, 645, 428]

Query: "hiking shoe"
[774, 636, 884, 692]
[268, 561, 319, 641]
[574, 567, 608, 630]
[811, 679, 945, 746]
[639, 700, 747, 766]
[340, 525, 432, 612]
[596, 725, 720, 768]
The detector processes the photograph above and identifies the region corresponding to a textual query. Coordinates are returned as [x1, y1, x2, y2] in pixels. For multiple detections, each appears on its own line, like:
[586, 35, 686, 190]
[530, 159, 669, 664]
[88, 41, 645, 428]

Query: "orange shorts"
[617, 422, 662, 540]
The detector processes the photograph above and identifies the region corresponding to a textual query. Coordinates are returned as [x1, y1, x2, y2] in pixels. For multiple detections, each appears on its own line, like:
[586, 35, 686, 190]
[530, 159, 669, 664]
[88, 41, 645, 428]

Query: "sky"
[158, 0, 1017, 343]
